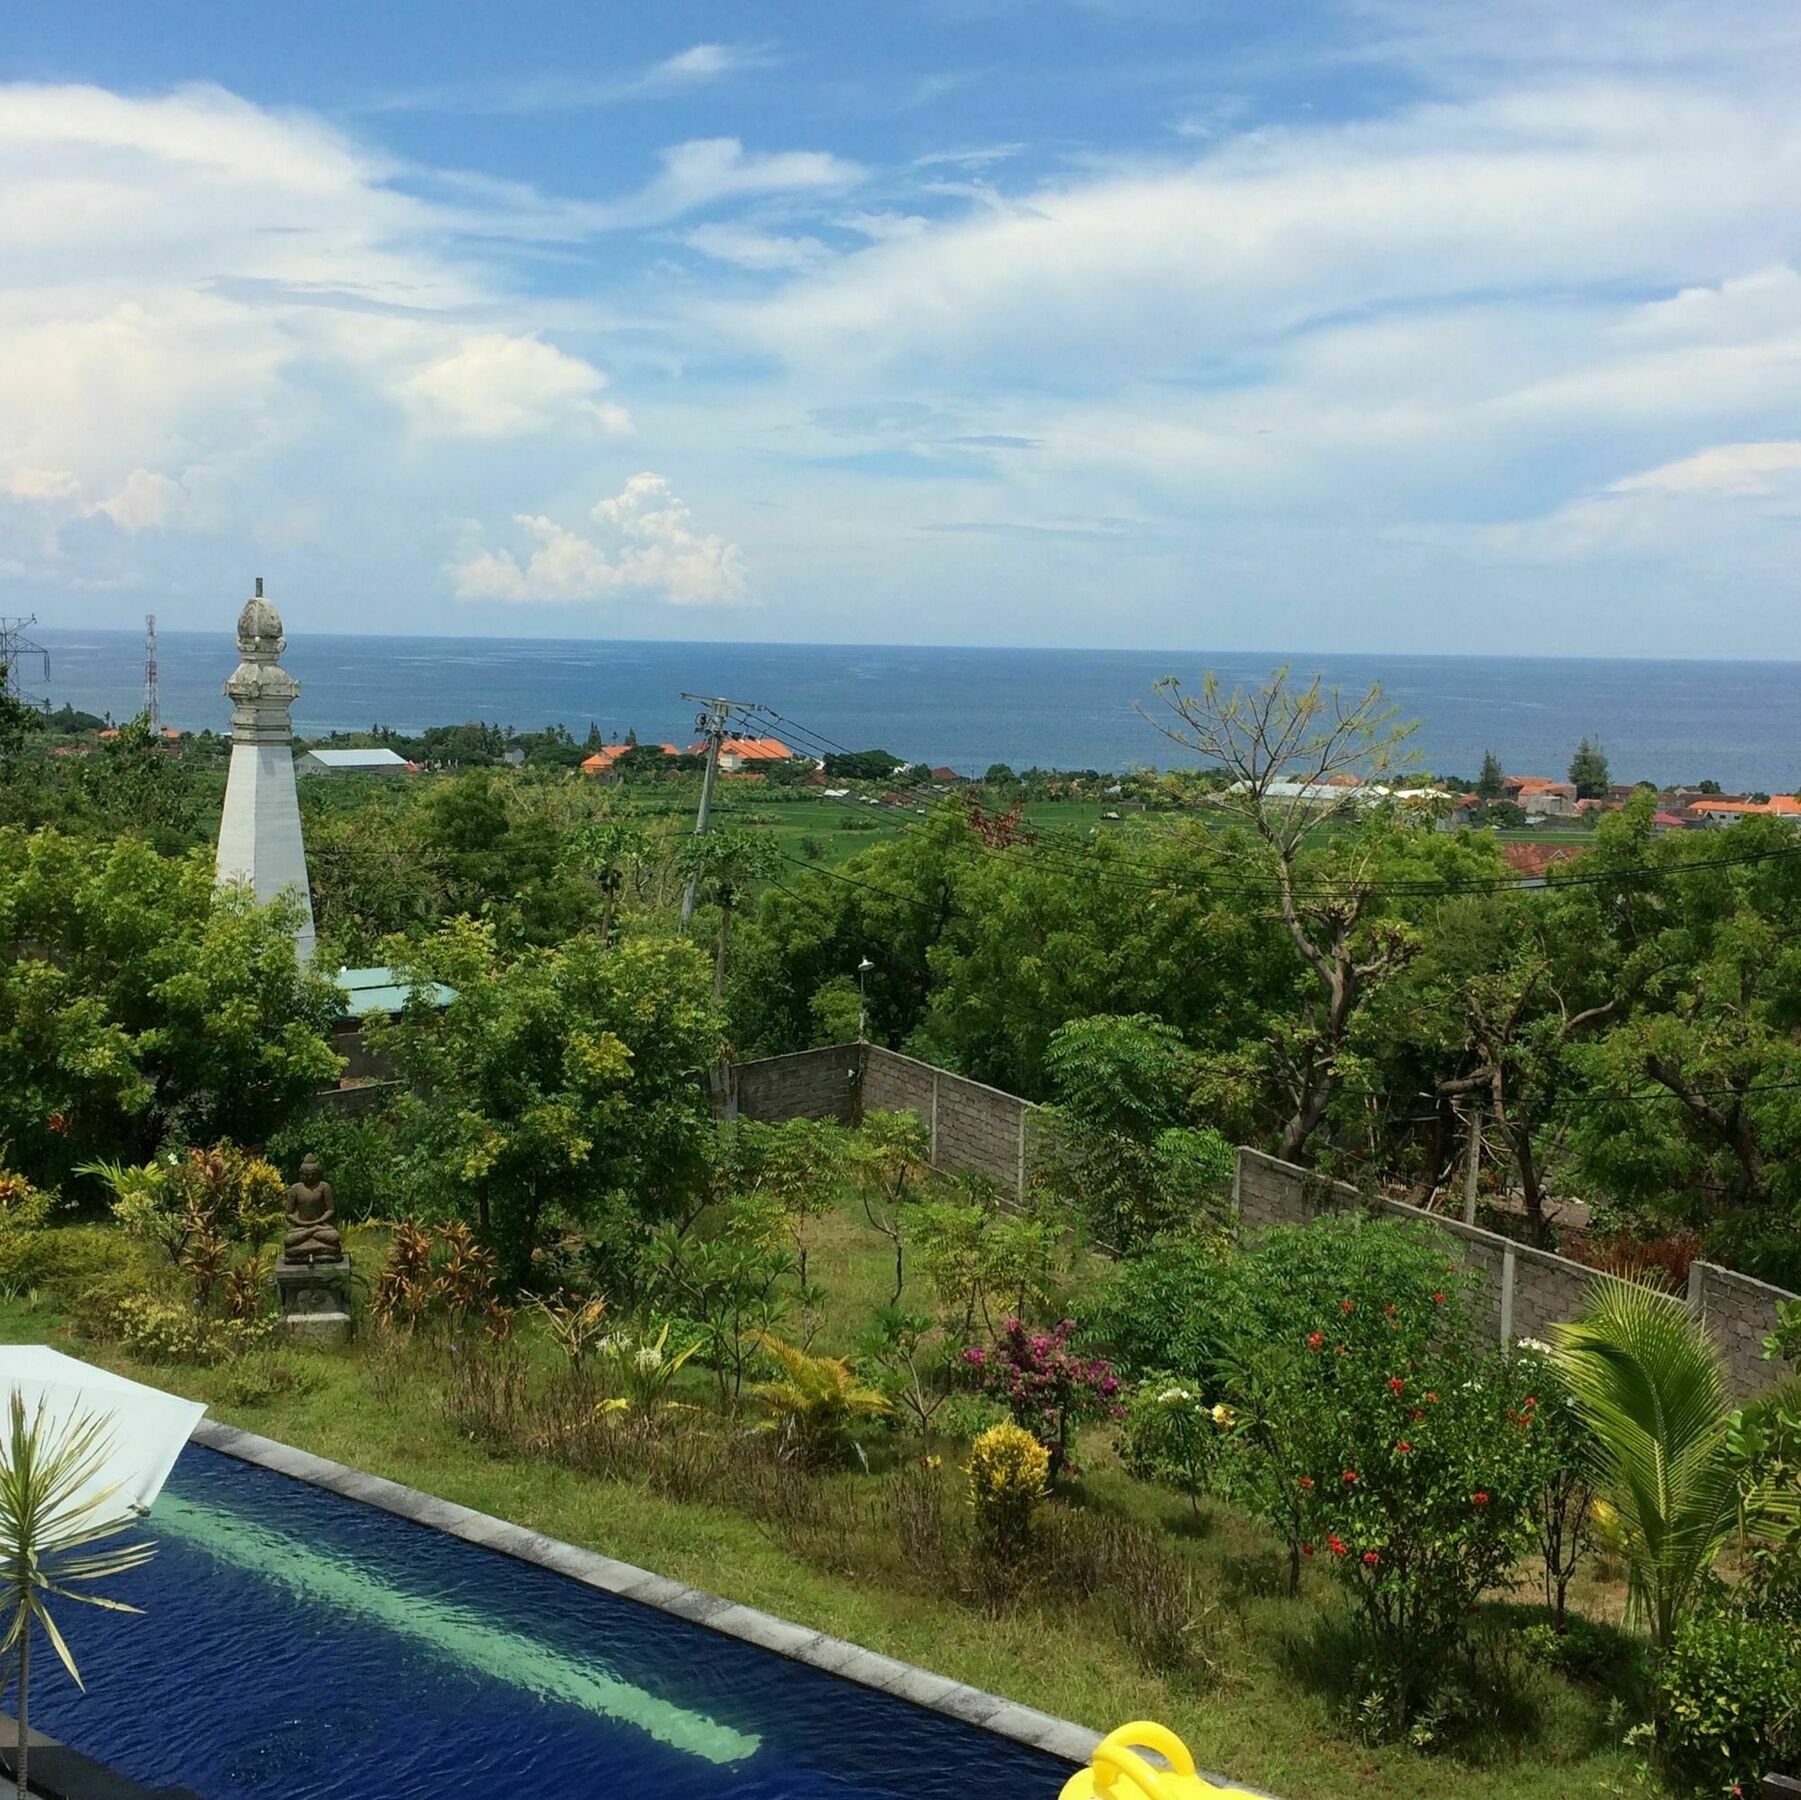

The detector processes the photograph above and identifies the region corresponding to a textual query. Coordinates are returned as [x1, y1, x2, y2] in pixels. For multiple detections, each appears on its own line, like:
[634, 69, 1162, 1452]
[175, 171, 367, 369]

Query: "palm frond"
[1551, 1276, 1738, 1648]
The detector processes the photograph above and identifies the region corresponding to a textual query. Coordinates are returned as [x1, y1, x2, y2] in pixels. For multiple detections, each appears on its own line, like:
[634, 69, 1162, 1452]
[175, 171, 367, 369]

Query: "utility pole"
[0, 616, 50, 710]
[679, 693, 757, 927]
[144, 613, 160, 733]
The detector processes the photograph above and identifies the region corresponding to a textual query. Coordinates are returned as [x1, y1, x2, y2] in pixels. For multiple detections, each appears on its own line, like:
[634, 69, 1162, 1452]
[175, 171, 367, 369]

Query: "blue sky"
[4, 0, 1801, 652]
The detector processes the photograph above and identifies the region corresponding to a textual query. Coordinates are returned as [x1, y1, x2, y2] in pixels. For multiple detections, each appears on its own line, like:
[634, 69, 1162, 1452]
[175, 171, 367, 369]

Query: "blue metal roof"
[332, 966, 456, 1018]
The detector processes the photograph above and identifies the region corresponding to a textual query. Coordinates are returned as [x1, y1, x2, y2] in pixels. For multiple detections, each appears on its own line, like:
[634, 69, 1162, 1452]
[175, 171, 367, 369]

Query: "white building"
[297, 748, 411, 776]
[214, 581, 316, 965]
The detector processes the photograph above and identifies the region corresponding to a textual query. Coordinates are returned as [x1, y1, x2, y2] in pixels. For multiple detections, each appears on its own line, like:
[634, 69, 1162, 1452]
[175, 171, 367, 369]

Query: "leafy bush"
[0, 1223, 141, 1304]
[1658, 1603, 1801, 1793]
[1199, 1217, 1545, 1720]
[642, 1216, 795, 1405]
[1120, 1381, 1230, 1516]
[961, 1317, 1121, 1480]
[966, 1421, 1048, 1566]
[0, 1164, 52, 1231]
[1292, 1350, 1546, 1722]
[1081, 1230, 1235, 1379]
[266, 1111, 406, 1223]
[108, 1294, 274, 1365]
[750, 1335, 891, 1466]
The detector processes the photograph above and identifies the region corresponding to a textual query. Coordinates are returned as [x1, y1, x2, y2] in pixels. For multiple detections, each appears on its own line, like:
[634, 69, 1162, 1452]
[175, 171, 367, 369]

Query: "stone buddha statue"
[282, 1153, 344, 1263]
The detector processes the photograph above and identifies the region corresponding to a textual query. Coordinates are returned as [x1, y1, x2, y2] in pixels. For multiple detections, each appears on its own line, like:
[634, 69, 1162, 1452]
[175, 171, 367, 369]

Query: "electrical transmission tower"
[144, 613, 161, 732]
[679, 692, 760, 927]
[0, 616, 50, 711]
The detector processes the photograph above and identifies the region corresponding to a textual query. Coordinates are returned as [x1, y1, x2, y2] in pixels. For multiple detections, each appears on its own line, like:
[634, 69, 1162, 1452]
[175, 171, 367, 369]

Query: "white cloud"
[5, 468, 81, 502]
[1609, 440, 1801, 497]
[683, 223, 832, 271]
[604, 138, 861, 229]
[403, 334, 632, 438]
[728, 84, 1801, 379]
[637, 44, 777, 92]
[453, 475, 749, 606]
[91, 468, 188, 531]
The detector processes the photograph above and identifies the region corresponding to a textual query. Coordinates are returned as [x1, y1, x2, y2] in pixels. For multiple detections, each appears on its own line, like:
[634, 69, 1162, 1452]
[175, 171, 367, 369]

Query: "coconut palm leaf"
[0, 1390, 155, 1799]
[1550, 1277, 1741, 1651]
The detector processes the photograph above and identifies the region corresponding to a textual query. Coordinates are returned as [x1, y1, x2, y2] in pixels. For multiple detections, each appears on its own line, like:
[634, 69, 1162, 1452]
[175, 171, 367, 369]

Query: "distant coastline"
[27, 627, 1801, 794]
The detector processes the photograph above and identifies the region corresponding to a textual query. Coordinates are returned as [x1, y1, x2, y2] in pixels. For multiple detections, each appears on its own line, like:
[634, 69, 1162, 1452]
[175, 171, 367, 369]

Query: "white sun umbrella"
[0, 1346, 206, 1514]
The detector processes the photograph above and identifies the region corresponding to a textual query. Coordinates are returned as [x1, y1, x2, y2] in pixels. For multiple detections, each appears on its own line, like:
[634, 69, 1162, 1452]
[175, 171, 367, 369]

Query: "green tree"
[1569, 813, 1801, 1269]
[1568, 736, 1610, 799]
[0, 663, 39, 781]
[0, 1395, 156, 1800]
[1147, 667, 1428, 1162]
[1040, 1014, 1232, 1248]
[1476, 749, 1504, 800]
[0, 828, 339, 1188]
[683, 826, 785, 999]
[371, 919, 723, 1282]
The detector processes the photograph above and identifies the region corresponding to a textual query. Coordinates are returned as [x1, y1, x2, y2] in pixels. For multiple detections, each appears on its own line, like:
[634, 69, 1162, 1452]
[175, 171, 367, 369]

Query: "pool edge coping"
[188, 1418, 1114, 1772]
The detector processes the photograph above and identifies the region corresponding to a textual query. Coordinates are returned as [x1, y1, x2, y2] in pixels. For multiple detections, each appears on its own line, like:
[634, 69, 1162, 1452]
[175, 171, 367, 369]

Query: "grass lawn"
[0, 1200, 1648, 1800]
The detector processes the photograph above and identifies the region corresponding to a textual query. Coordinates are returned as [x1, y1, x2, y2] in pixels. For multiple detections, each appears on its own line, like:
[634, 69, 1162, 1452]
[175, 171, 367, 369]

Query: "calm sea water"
[30, 628, 1801, 791]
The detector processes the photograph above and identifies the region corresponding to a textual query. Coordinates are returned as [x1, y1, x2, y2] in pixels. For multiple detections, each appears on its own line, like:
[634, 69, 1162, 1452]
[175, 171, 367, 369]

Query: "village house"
[1686, 794, 1801, 827]
[1501, 775, 1579, 817]
[296, 747, 412, 777]
[683, 733, 794, 773]
[579, 742, 679, 779]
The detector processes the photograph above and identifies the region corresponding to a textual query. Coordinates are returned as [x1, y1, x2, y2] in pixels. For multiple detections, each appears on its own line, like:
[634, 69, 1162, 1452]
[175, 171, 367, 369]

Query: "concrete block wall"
[1692, 1262, 1794, 1399]
[1237, 1147, 1794, 1397]
[721, 1043, 1055, 1203]
[726, 1045, 861, 1124]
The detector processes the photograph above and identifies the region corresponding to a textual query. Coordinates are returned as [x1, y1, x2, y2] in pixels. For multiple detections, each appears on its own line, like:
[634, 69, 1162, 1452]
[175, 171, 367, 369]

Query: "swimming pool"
[31, 1442, 1081, 1798]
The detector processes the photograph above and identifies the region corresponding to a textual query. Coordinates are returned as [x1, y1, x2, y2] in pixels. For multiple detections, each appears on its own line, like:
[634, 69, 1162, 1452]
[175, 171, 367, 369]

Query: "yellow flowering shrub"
[967, 1420, 1050, 1564]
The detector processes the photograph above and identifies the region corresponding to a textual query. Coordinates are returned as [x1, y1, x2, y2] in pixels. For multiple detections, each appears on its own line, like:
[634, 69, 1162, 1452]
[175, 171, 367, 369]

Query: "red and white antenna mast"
[144, 613, 160, 733]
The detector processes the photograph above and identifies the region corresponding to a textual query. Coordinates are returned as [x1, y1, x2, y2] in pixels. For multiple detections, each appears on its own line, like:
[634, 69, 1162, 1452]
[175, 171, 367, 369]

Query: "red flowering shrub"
[961, 1317, 1121, 1479]
[1197, 1218, 1543, 1721]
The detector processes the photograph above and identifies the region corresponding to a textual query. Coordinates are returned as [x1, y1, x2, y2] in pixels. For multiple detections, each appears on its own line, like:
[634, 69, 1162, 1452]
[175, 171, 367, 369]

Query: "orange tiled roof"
[1499, 841, 1585, 879]
[1689, 795, 1801, 816]
[687, 735, 792, 761]
[580, 742, 678, 772]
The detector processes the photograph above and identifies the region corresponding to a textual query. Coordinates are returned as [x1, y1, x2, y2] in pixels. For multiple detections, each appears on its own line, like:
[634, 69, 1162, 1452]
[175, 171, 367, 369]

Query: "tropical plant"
[750, 1335, 891, 1466]
[533, 1290, 609, 1366]
[641, 1223, 795, 1405]
[593, 1324, 701, 1430]
[960, 1318, 1121, 1481]
[0, 1393, 156, 1800]
[966, 1421, 1050, 1568]
[1550, 1278, 1745, 1653]
[372, 1220, 435, 1330]
[855, 1306, 954, 1436]
[1120, 1381, 1225, 1518]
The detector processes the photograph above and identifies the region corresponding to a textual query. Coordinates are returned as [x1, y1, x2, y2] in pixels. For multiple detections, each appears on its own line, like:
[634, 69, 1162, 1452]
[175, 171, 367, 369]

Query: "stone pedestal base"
[273, 1255, 352, 1346]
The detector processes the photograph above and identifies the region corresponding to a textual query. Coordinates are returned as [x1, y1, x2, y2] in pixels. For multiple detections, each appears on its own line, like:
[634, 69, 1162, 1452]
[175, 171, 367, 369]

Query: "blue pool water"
[33, 1448, 1075, 1799]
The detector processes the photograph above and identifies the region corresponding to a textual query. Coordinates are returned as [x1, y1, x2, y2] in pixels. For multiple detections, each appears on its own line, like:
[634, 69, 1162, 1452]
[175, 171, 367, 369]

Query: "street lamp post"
[857, 956, 875, 1043]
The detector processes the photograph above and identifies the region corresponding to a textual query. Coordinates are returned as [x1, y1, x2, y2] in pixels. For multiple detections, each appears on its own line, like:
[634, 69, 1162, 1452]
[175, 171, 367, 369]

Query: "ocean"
[23, 628, 1801, 792]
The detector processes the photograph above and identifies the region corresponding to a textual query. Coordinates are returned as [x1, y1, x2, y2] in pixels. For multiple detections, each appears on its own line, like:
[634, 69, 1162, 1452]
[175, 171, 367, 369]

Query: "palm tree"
[1550, 1277, 1742, 1655]
[0, 1392, 155, 1800]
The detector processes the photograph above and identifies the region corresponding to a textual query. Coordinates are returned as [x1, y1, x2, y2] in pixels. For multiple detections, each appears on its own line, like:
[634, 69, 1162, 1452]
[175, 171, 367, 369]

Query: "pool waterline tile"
[189, 1420, 1106, 1771]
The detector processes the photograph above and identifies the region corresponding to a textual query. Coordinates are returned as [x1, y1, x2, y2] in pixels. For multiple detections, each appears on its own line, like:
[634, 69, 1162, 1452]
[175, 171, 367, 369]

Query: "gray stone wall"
[726, 1045, 861, 1124]
[1693, 1262, 1794, 1399]
[721, 1044, 1054, 1203]
[1236, 1147, 1794, 1397]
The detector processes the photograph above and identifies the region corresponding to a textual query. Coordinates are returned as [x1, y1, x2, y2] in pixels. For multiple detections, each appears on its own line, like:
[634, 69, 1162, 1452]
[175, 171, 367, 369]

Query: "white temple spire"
[214, 578, 316, 964]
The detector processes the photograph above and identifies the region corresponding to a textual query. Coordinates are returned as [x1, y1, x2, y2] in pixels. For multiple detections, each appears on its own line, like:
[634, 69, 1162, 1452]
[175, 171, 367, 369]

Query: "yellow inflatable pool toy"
[1058, 1722, 1262, 1800]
